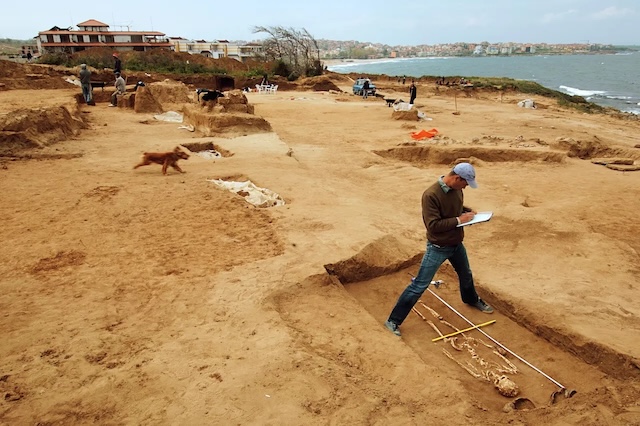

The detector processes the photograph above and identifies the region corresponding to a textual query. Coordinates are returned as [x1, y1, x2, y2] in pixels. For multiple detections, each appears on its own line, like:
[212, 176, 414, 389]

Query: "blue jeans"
[388, 242, 479, 325]
[81, 84, 92, 103]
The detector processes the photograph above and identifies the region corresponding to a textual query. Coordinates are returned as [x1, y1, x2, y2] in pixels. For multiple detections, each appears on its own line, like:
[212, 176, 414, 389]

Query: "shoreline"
[323, 54, 640, 115]
[323, 51, 637, 68]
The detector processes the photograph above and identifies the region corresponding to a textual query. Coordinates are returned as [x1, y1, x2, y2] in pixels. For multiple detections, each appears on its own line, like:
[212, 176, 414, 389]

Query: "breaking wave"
[559, 85, 606, 97]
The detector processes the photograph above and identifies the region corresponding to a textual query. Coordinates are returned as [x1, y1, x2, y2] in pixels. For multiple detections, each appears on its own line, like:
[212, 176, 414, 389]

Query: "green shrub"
[305, 60, 324, 77]
[272, 60, 291, 78]
[38, 52, 70, 66]
[241, 68, 268, 78]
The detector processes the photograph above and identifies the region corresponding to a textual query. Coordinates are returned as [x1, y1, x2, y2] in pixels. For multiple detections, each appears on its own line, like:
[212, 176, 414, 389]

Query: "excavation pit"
[181, 141, 233, 159]
[373, 145, 566, 167]
[272, 235, 640, 415]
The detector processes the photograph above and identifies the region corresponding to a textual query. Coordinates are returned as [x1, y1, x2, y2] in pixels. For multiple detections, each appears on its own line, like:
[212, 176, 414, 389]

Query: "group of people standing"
[78, 53, 126, 106]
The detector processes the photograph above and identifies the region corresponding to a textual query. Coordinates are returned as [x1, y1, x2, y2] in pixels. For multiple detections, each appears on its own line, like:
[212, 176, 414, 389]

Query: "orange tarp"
[411, 128, 439, 140]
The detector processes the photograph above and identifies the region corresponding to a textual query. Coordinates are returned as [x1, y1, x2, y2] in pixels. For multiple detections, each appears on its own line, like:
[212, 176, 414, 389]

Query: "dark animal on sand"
[133, 146, 189, 175]
[196, 88, 224, 102]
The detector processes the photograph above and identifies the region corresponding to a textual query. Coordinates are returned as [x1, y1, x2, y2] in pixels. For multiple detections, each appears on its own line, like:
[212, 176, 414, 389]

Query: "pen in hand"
[459, 212, 476, 224]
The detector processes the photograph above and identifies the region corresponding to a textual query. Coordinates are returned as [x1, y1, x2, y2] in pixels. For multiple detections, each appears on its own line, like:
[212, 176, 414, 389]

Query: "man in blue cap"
[384, 162, 493, 337]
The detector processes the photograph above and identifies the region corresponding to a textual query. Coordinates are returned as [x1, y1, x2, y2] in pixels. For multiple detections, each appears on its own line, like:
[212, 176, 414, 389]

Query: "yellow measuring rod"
[431, 320, 496, 342]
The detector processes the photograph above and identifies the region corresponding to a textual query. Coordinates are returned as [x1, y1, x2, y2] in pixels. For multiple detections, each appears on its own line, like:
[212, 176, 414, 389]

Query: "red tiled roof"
[77, 19, 109, 27]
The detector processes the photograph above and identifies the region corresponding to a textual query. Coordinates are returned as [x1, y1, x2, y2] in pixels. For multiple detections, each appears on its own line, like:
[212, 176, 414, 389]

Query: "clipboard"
[456, 211, 493, 227]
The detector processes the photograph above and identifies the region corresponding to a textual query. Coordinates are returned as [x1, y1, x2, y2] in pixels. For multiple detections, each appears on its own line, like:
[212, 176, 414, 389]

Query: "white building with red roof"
[36, 19, 172, 54]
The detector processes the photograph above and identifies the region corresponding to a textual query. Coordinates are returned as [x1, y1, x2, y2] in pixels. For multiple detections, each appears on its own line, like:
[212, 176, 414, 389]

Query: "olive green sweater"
[421, 180, 469, 246]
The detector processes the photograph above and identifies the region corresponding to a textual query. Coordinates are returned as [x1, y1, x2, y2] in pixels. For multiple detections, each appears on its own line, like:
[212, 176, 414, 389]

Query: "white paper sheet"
[456, 211, 493, 227]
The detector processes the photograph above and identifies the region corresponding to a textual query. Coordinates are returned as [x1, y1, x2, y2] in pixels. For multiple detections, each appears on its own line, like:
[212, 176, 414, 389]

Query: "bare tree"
[252, 26, 323, 78]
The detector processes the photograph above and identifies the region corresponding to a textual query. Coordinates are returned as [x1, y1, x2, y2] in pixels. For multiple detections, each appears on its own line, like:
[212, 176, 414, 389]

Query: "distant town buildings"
[318, 40, 616, 59]
[168, 37, 263, 62]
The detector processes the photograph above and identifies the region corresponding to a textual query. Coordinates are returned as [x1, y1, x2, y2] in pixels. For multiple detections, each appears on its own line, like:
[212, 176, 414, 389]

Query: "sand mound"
[133, 86, 163, 113]
[299, 76, 342, 92]
[0, 61, 73, 90]
[392, 109, 419, 121]
[0, 106, 86, 154]
[114, 80, 192, 112]
[324, 235, 422, 284]
[183, 107, 271, 136]
[147, 80, 192, 104]
[183, 91, 271, 136]
[324, 72, 352, 83]
[551, 137, 640, 160]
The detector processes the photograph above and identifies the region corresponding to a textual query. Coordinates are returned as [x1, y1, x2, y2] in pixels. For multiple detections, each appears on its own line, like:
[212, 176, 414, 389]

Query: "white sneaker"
[384, 320, 401, 336]
[108, 104, 116, 107]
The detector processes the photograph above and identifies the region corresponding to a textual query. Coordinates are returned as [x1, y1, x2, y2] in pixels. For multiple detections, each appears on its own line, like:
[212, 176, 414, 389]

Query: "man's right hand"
[459, 212, 476, 224]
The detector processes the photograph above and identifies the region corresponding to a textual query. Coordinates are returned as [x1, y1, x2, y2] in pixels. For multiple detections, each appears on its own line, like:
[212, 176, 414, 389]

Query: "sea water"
[327, 52, 640, 114]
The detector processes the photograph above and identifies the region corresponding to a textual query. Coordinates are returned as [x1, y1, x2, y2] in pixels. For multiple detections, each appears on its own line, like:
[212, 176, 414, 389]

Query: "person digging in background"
[384, 162, 493, 337]
[109, 72, 126, 107]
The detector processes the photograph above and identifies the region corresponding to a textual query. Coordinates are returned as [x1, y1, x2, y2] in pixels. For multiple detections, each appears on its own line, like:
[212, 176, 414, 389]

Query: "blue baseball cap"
[452, 163, 478, 188]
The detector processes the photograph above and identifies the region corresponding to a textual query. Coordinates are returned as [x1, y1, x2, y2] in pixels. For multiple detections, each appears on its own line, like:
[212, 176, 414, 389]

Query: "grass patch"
[455, 76, 605, 113]
[37, 47, 272, 79]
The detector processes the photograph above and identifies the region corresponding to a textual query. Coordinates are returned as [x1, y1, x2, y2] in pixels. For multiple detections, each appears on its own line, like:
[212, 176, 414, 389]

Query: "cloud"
[590, 6, 634, 20]
[540, 9, 577, 24]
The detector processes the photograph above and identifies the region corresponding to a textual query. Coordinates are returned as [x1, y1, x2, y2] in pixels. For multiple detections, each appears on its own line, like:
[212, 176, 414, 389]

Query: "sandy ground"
[1, 72, 640, 425]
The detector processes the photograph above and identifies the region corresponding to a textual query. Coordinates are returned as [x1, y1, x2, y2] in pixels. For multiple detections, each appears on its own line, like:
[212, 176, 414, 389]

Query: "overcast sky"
[1, 0, 636, 46]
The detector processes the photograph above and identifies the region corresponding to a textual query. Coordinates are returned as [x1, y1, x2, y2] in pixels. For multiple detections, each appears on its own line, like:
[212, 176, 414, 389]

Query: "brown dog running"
[133, 146, 189, 175]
